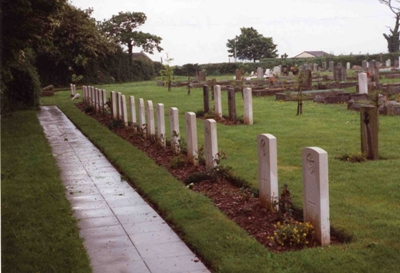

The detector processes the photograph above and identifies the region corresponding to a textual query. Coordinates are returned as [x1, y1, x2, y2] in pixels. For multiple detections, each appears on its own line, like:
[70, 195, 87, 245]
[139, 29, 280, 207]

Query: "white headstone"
[358, 73, 368, 94]
[102, 90, 107, 112]
[156, 103, 166, 147]
[243, 87, 253, 125]
[129, 96, 136, 128]
[117, 92, 122, 120]
[257, 134, 278, 209]
[302, 147, 330, 246]
[95, 88, 99, 112]
[273, 66, 281, 77]
[90, 87, 94, 107]
[71, 93, 80, 100]
[138, 98, 145, 133]
[70, 84, 73, 96]
[146, 100, 155, 137]
[185, 112, 198, 166]
[346, 62, 350, 70]
[97, 89, 101, 113]
[214, 85, 222, 118]
[111, 91, 117, 120]
[204, 119, 218, 171]
[121, 95, 128, 127]
[169, 107, 180, 154]
[386, 59, 391, 67]
[82, 86, 86, 103]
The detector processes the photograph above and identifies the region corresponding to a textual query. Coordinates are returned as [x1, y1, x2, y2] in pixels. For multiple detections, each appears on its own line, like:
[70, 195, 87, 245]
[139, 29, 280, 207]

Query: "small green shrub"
[84, 105, 94, 113]
[336, 152, 367, 163]
[170, 154, 187, 169]
[107, 119, 124, 130]
[268, 221, 315, 247]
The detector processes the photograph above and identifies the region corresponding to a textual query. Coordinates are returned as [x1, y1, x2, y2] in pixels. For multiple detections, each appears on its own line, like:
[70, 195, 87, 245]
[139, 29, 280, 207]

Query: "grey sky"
[71, 0, 394, 65]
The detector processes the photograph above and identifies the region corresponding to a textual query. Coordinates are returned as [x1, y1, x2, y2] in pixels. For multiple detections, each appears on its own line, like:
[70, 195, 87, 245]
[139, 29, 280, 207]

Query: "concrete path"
[38, 106, 210, 273]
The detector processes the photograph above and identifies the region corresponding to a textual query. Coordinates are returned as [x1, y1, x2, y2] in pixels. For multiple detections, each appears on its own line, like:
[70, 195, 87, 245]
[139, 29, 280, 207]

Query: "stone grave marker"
[102, 90, 107, 112]
[257, 134, 278, 209]
[146, 100, 155, 137]
[138, 98, 145, 133]
[386, 59, 391, 67]
[169, 107, 180, 154]
[313, 63, 318, 72]
[273, 66, 281, 77]
[129, 96, 137, 129]
[41, 85, 54, 97]
[156, 103, 166, 147]
[235, 69, 242, 80]
[197, 71, 206, 81]
[111, 91, 117, 120]
[346, 62, 351, 70]
[395, 60, 399, 68]
[257, 67, 263, 79]
[358, 73, 368, 94]
[302, 147, 330, 246]
[185, 112, 198, 165]
[362, 60, 367, 70]
[329, 61, 334, 72]
[98, 89, 103, 113]
[203, 85, 210, 113]
[243, 87, 253, 125]
[322, 62, 327, 71]
[121, 95, 128, 127]
[117, 92, 122, 120]
[300, 70, 312, 90]
[334, 62, 347, 82]
[204, 119, 218, 171]
[227, 87, 236, 120]
[214, 85, 222, 118]
[360, 106, 378, 160]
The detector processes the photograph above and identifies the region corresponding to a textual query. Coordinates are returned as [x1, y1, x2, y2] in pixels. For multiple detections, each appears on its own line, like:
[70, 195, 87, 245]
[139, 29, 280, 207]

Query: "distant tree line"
[1, 0, 163, 112]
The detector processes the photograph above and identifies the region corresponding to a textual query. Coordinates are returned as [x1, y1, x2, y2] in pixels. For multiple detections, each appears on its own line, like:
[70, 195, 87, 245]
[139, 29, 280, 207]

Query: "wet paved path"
[38, 106, 209, 273]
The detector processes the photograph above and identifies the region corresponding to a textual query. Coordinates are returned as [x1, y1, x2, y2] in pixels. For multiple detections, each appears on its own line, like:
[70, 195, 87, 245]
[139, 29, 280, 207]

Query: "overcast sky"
[71, 0, 395, 65]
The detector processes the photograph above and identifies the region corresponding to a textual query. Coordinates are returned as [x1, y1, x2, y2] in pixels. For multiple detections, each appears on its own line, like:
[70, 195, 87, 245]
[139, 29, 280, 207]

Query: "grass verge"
[1, 110, 92, 273]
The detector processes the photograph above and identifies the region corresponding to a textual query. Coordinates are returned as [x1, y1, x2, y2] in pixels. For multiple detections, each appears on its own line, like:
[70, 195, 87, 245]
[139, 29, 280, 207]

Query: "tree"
[379, 0, 400, 52]
[35, 4, 118, 85]
[160, 54, 174, 92]
[227, 27, 278, 62]
[1, 0, 67, 111]
[101, 12, 163, 65]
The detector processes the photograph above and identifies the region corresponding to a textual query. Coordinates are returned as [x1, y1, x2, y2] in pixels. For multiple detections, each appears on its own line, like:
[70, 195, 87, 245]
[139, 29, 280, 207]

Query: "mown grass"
[41, 78, 400, 272]
[1, 110, 92, 273]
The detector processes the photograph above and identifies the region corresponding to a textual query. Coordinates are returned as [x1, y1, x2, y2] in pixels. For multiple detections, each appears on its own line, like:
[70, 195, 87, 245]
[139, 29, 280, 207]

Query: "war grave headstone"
[257, 134, 278, 209]
[204, 119, 218, 171]
[185, 112, 198, 166]
[111, 91, 117, 120]
[358, 73, 368, 94]
[129, 96, 136, 129]
[156, 103, 166, 147]
[302, 147, 330, 246]
[138, 98, 145, 133]
[121, 95, 128, 127]
[329, 61, 334, 72]
[146, 100, 155, 137]
[169, 107, 180, 154]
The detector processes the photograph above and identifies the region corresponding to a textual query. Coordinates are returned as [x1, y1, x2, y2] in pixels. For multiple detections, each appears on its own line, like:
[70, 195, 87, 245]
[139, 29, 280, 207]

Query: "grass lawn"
[41, 76, 400, 273]
[1, 111, 92, 273]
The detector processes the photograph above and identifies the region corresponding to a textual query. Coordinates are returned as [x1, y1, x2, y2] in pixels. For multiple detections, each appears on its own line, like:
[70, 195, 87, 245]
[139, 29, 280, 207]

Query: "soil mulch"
[76, 103, 344, 253]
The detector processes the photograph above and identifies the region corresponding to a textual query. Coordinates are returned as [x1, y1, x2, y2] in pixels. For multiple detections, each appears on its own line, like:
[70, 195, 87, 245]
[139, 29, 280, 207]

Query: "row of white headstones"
[79, 85, 330, 246]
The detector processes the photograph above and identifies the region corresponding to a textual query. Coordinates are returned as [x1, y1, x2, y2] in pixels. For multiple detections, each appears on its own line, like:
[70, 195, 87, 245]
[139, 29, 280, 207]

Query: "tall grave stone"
[346, 62, 351, 70]
[214, 85, 222, 118]
[243, 87, 253, 125]
[313, 63, 318, 72]
[300, 70, 312, 90]
[185, 112, 198, 166]
[362, 60, 367, 71]
[169, 107, 180, 154]
[360, 106, 378, 160]
[121, 95, 128, 127]
[129, 96, 136, 128]
[257, 134, 278, 209]
[156, 103, 166, 147]
[146, 100, 155, 137]
[302, 147, 330, 246]
[358, 73, 368, 94]
[235, 69, 242, 80]
[111, 91, 117, 120]
[204, 119, 218, 171]
[322, 62, 327, 71]
[138, 98, 145, 133]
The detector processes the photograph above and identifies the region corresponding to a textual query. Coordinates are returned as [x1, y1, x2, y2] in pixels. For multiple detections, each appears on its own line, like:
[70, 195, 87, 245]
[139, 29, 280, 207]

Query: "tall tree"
[1, 0, 67, 111]
[379, 0, 400, 52]
[101, 12, 163, 65]
[35, 4, 118, 85]
[227, 27, 278, 62]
